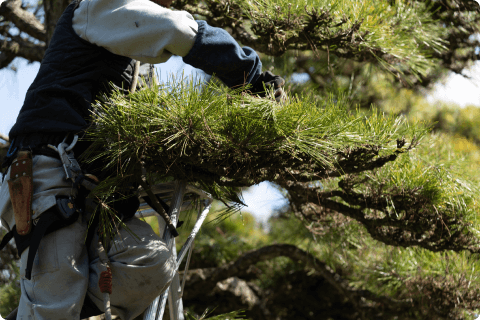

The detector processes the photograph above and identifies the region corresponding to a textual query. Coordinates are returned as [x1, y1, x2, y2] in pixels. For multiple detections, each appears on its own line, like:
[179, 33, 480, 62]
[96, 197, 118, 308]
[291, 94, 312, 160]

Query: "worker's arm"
[72, 0, 197, 63]
[73, 0, 281, 90]
[182, 20, 261, 88]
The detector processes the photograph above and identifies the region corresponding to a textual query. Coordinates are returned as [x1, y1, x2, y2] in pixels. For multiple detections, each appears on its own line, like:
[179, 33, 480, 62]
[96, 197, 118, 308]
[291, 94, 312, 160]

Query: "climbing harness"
[0, 133, 111, 319]
[1, 134, 97, 280]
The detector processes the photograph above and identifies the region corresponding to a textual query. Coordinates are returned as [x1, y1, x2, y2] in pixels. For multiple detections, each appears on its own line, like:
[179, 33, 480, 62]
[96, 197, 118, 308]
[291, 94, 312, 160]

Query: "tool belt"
[0, 134, 80, 280]
[0, 134, 141, 280]
[0, 133, 167, 319]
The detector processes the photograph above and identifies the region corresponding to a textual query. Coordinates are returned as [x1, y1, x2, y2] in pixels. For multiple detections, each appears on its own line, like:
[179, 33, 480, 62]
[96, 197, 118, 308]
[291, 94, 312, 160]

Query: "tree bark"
[0, 0, 46, 68]
[0, 0, 45, 41]
[0, 133, 10, 159]
[43, 0, 70, 47]
[0, 33, 45, 64]
[181, 244, 418, 320]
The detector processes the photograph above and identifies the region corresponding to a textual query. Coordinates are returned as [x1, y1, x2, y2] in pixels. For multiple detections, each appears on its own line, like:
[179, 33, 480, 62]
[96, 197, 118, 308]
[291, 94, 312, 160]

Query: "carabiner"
[65, 135, 78, 152]
[47, 134, 78, 153]
[6, 138, 17, 157]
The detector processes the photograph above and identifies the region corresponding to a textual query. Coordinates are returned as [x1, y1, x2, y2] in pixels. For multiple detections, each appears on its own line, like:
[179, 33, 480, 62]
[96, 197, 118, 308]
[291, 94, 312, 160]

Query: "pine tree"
[2, 0, 480, 319]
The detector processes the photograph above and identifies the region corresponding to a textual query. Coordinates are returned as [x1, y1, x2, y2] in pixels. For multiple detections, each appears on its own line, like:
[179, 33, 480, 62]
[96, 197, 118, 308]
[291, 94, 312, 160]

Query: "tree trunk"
[43, 0, 70, 47]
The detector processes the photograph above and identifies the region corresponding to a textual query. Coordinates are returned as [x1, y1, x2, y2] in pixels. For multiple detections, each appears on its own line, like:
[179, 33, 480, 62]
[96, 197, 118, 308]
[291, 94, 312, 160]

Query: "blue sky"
[1, 56, 480, 225]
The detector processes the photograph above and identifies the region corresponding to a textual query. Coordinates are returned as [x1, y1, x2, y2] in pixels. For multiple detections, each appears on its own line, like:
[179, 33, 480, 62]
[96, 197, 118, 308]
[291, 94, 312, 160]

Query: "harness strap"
[0, 197, 79, 280]
[0, 212, 58, 281]
[5, 307, 17, 320]
[25, 210, 59, 280]
[0, 229, 14, 251]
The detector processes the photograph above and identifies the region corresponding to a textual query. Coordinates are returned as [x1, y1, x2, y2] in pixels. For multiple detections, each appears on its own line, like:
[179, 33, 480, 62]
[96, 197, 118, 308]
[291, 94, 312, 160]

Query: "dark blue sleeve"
[183, 20, 262, 89]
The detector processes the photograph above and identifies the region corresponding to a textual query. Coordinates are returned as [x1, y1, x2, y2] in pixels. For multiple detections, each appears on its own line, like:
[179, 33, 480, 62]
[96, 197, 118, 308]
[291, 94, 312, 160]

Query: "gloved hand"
[250, 71, 286, 102]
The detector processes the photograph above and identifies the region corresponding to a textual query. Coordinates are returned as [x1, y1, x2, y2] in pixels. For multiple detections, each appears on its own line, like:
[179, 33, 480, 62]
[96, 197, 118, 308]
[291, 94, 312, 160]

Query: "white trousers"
[0, 155, 175, 320]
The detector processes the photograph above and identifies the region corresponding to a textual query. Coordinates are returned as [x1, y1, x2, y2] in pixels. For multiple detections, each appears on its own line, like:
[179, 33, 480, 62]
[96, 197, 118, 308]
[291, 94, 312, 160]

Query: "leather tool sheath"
[8, 151, 34, 236]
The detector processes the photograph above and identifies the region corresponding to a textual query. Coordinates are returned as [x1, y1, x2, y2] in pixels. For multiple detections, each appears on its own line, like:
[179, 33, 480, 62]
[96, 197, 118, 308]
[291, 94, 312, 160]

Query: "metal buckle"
[47, 135, 81, 182]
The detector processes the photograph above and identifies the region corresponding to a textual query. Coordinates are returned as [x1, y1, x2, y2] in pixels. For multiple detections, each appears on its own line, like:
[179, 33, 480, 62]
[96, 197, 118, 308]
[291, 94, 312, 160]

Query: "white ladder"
[136, 181, 213, 320]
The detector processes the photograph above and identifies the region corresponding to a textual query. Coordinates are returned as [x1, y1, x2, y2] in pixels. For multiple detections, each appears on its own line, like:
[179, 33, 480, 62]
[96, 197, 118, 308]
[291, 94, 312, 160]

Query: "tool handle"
[97, 241, 113, 320]
[140, 178, 179, 237]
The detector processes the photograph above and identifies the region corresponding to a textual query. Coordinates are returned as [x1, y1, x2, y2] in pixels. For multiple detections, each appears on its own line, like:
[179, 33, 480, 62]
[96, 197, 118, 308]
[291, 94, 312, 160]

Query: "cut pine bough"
[85, 79, 423, 200]
[84, 80, 480, 252]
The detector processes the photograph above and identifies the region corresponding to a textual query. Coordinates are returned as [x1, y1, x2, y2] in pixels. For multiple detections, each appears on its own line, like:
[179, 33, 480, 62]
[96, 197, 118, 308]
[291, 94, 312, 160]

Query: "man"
[0, 0, 285, 319]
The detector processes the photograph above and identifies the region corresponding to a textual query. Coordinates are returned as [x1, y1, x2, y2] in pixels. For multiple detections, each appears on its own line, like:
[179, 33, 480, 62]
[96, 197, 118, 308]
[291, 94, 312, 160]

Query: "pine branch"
[0, 32, 45, 67]
[284, 177, 480, 253]
[0, 132, 9, 143]
[0, 0, 46, 41]
[86, 81, 422, 208]
[0, 50, 15, 69]
[85, 80, 434, 247]
[182, 244, 415, 319]
[174, 0, 448, 79]
[0, 132, 9, 154]
[43, 0, 71, 47]
[183, 4, 214, 19]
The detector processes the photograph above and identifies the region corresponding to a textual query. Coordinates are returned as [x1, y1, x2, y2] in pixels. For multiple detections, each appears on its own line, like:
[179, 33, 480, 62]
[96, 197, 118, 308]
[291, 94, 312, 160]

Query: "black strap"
[24, 210, 59, 280]
[0, 215, 58, 281]
[6, 307, 17, 320]
[24, 197, 80, 280]
[0, 229, 14, 251]
[0, 198, 79, 280]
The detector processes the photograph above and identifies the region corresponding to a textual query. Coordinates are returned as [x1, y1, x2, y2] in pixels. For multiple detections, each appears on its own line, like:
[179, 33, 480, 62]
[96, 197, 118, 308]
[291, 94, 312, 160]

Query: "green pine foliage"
[2, 0, 480, 318]
[322, 131, 480, 252]
[168, 196, 480, 318]
[244, 0, 446, 76]
[181, 0, 449, 81]
[86, 74, 480, 252]
[85, 78, 423, 205]
[0, 263, 20, 318]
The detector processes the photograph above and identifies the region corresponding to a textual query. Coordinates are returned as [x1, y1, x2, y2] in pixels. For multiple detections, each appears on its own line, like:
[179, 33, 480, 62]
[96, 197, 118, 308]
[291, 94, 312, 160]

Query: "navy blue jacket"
[9, 1, 137, 139]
